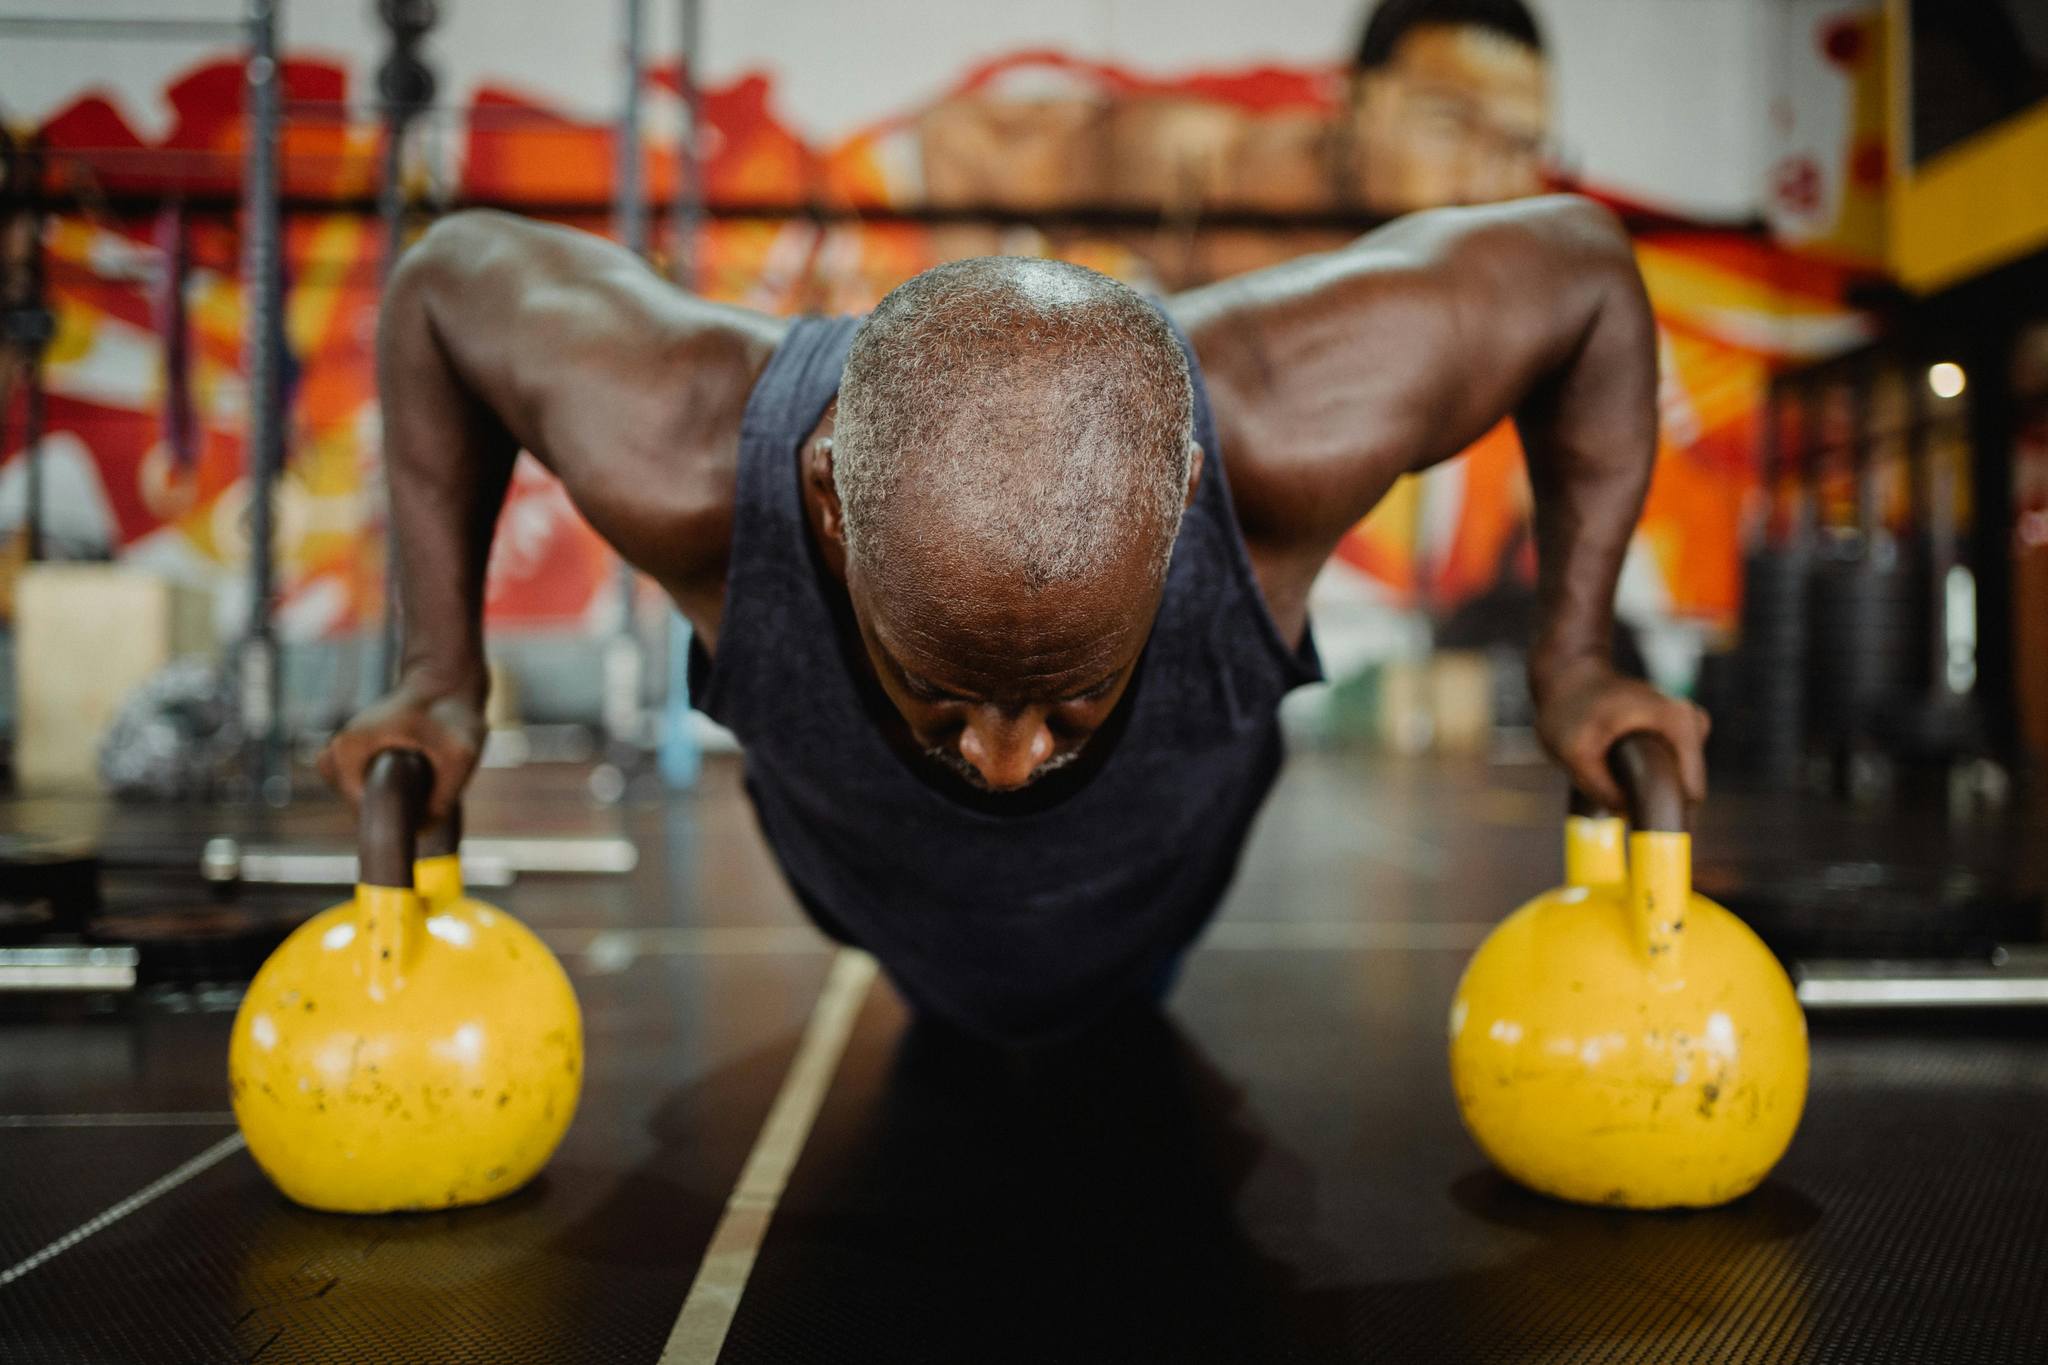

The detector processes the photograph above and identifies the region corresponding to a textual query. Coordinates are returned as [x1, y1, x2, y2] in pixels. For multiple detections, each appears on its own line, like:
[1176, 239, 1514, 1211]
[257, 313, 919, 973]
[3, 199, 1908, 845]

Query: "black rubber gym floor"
[3, 753, 2045, 1363]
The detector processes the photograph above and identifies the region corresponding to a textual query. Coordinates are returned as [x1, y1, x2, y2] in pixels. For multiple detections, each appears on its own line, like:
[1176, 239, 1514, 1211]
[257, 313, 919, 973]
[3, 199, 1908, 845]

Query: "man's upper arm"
[1171, 195, 1640, 554]
[398, 211, 785, 584]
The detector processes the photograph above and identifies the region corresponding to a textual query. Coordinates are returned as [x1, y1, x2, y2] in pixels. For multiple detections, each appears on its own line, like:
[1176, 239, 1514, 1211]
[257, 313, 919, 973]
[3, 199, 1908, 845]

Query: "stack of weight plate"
[1807, 534, 1930, 755]
[0, 836, 102, 944]
[1696, 858, 2043, 960]
[1721, 544, 1812, 784]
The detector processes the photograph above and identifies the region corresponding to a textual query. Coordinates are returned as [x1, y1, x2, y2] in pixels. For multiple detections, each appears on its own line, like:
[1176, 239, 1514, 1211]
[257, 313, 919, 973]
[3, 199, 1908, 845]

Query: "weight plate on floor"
[1700, 861, 2043, 960]
[0, 899, 58, 945]
[88, 902, 310, 984]
[0, 840, 102, 935]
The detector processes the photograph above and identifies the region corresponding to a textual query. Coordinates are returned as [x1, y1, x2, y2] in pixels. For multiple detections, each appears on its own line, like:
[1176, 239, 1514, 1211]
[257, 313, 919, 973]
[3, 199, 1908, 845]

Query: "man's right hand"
[317, 678, 486, 821]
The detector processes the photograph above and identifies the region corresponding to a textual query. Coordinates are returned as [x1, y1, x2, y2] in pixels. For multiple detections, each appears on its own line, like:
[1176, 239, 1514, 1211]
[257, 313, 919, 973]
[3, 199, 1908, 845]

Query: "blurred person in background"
[910, 0, 1554, 288]
[1114, 0, 1558, 283]
[1344, 0, 1551, 214]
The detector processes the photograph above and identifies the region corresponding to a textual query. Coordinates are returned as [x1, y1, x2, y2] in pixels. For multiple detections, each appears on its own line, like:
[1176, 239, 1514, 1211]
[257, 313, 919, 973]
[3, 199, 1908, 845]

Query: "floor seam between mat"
[0, 1132, 246, 1288]
[658, 948, 877, 1364]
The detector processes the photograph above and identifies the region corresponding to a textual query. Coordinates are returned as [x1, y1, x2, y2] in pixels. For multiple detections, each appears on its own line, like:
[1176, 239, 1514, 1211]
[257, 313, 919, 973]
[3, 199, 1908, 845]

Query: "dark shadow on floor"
[720, 1002, 1347, 1361]
[720, 995, 1852, 1364]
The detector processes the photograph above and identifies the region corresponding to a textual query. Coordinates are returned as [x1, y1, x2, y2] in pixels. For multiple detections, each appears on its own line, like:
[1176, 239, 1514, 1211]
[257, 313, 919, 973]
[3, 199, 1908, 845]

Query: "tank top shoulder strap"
[691, 315, 861, 722]
[746, 317, 861, 442]
[1158, 310, 1320, 687]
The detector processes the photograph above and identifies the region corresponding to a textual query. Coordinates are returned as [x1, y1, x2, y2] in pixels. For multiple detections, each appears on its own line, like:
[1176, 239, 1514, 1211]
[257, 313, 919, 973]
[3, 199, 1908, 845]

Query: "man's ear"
[802, 434, 849, 578]
[804, 437, 843, 538]
[1184, 440, 1206, 510]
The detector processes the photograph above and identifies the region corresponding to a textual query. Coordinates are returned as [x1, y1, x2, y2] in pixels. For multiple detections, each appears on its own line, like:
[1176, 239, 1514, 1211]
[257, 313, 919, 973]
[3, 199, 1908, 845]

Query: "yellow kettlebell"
[1561, 793, 1627, 891]
[230, 750, 584, 1213]
[1449, 732, 1808, 1209]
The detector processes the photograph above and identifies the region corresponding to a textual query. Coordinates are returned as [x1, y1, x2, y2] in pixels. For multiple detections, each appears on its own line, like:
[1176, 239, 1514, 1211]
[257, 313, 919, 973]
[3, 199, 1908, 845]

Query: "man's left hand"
[1533, 658, 1710, 813]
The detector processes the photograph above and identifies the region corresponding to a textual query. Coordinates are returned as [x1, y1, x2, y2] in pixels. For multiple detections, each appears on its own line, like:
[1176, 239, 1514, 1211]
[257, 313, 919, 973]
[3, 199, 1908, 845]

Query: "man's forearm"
[1517, 237, 1659, 703]
[378, 244, 519, 703]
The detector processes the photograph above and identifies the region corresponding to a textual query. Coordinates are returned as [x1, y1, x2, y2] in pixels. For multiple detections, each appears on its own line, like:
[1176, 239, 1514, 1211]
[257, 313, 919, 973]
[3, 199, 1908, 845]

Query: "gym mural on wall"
[13, 8, 1885, 645]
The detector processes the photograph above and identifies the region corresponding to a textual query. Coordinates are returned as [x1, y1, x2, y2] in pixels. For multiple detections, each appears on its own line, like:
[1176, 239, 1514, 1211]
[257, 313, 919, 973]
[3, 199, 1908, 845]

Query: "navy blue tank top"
[691, 314, 1320, 1044]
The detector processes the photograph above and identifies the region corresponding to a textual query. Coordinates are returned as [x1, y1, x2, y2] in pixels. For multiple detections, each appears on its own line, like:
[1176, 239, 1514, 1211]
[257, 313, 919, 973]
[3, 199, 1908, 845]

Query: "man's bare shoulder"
[1163, 196, 1633, 638]
[407, 212, 789, 598]
[1168, 196, 1628, 533]
[1173, 196, 1620, 324]
[1165, 228, 1450, 557]
[411, 211, 786, 412]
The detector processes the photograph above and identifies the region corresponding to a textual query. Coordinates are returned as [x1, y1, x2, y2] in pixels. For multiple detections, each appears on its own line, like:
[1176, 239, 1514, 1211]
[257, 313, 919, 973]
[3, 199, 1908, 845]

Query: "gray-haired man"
[323, 197, 1707, 1044]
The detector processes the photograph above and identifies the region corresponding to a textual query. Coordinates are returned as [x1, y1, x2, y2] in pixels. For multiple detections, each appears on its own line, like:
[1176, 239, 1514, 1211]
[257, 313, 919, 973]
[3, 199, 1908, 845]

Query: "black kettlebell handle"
[359, 749, 432, 889]
[1568, 731, 1688, 834]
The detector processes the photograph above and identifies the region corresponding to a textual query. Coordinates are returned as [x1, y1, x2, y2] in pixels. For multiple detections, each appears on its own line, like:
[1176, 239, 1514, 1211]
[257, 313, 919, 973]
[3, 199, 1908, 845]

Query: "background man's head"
[1347, 0, 1550, 214]
[824, 256, 1196, 792]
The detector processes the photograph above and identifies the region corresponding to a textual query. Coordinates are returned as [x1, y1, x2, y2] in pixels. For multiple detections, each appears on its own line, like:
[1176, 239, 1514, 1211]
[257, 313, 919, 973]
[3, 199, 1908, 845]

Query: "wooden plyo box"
[13, 564, 214, 790]
[1375, 650, 1497, 757]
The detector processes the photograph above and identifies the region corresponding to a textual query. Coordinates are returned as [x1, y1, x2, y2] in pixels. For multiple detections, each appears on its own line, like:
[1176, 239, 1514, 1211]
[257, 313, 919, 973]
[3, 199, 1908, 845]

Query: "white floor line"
[0, 1112, 237, 1128]
[0, 1133, 246, 1289]
[660, 948, 878, 1365]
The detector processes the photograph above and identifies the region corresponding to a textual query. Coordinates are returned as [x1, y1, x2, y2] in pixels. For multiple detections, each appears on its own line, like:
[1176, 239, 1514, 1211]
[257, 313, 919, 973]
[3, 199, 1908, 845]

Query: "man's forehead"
[860, 566, 1152, 687]
[867, 574, 1143, 652]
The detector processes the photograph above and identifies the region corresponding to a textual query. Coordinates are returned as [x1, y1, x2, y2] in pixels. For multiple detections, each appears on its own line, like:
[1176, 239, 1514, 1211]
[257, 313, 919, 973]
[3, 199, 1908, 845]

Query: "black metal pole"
[22, 354, 42, 563]
[670, 0, 702, 288]
[1966, 322, 2020, 760]
[602, 0, 649, 766]
[654, 0, 706, 787]
[377, 118, 407, 294]
[0, 129, 12, 480]
[1795, 384, 1818, 545]
[23, 154, 47, 565]
[1909, 352, 1952, 702]
[1852, 359, 1879, 547]
[616, 0, 648, 258]
[369, 0, 438, 705]
[239, 0, 285, 796]
[1761, 379, 1785, 549]
[4, 135, 53, 563]
[370, 115, 406, 700]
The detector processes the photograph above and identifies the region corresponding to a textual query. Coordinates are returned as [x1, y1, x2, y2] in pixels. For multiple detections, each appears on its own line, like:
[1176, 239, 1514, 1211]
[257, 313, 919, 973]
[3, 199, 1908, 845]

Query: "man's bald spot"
[832, 256, 1195, 598]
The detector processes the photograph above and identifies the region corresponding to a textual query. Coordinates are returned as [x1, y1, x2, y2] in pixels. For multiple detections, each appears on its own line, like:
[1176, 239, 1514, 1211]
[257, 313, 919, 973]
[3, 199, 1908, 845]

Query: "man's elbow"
[391, 209, 525, 305]
[376, 215, 514, 381]
[1528, 197, 1652, 333]
[1520, 194, 1632, 268]
[1429, 195, 1637, 295]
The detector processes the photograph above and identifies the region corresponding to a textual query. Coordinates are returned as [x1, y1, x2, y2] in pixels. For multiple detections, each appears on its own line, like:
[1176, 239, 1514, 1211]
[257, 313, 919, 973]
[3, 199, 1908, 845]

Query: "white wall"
[1760, 0, 1877, 243]
[1538, 0, 1774, 218]
[2, 0, 1779, 218]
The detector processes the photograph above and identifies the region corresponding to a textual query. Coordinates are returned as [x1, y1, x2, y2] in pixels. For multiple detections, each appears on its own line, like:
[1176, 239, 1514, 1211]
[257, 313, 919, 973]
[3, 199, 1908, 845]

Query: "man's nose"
[957, 709, 1053, 791]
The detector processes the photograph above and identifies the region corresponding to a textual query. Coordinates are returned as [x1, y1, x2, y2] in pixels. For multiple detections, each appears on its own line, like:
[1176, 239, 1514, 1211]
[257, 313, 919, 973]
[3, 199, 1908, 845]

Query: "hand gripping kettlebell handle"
[1601, 731, 1692, 979]
[1567, 731, 1688, 833]
[359, 749, 432, 888]
[1609, 731, 1687, 834]
[416, 801, 463, 860]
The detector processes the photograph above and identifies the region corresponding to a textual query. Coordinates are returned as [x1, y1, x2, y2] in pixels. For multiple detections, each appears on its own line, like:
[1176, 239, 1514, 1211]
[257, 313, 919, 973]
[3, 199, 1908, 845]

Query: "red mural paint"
[21, 45, 1877, 637]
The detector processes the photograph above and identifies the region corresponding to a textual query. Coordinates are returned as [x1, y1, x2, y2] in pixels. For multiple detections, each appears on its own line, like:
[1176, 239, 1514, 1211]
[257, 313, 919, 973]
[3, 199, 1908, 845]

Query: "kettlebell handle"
[417, 801, 463, 860]
[1568, 731, 1688, 834]
[359, 749, 432, 888]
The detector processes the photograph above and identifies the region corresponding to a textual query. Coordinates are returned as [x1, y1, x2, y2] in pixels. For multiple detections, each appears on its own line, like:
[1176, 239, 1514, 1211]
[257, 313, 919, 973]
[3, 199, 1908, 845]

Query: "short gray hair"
[834, 257, 1194, 591]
